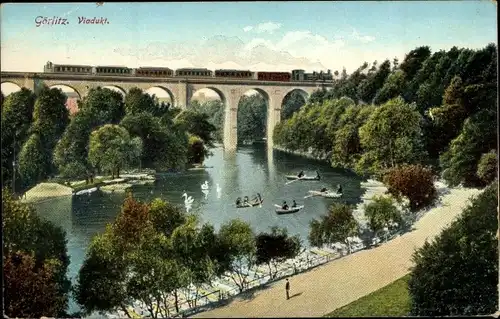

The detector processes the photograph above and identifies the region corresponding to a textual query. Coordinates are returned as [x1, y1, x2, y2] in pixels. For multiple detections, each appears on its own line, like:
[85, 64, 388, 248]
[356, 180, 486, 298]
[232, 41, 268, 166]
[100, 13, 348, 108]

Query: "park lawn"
[325, 274, 411, 317]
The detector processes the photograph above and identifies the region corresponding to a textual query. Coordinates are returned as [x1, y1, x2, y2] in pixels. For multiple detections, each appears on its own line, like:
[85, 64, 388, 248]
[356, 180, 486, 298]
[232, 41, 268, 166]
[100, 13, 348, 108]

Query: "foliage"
[440, 108, 497, 187]
[18, 133, 51, 187]
[218, 219, 256, 292]
[124, 87, 159, 116]
[383, 164, 437, 212]
[175, 110, 217, 147]
[120, 112, 188, 170]
[237, 94, 267, 144]
[4, 251, 67, 318]
[357, 97, 426, 175]
[408, 183, 498, 315]
[76, 195, 230, 317]
[189, 100, 224, 143]
[88, 124, 143, 178]
[308, 203, 359, 253]
[281, 90, 307, 120]
[476, 151, 497, 184]
[364, 195, 402, 239]
[187, 134, 207, 164]
[79, 87, 125, 124]
[2, 189, 70, 317]
[373, 70, 406, 105]
[1, 88, 37, 187]
[326, 275, 411, 317]
[255, 226, 301, 280]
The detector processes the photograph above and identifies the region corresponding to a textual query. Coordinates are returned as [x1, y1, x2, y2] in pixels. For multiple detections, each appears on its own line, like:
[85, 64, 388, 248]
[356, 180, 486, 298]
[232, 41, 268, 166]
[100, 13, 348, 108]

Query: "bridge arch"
[48, 84, 82, 99]
[1, 81, 22, 96]
[102, 85, 127, 98]
[237, 89, 269, 146]
[281, 88, 308, 120]
[49, 84, 82, 115]
[191, 87, 226, 106]
[145, 86, 174, 106]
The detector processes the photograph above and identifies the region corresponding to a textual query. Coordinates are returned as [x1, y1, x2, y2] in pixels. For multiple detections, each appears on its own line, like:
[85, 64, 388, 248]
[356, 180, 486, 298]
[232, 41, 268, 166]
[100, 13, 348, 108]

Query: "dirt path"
[192, 187, 481, 318]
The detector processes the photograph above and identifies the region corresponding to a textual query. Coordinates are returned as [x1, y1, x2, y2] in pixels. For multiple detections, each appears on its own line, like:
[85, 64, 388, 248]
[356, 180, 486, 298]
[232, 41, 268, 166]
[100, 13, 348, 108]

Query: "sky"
[0, 2, 497, 78]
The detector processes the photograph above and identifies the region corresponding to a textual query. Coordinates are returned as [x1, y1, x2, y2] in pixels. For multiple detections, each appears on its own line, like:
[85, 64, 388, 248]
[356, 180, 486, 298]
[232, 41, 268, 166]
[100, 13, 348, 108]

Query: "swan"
[182, 192, 194, 205]
[201, 181, 209, 190]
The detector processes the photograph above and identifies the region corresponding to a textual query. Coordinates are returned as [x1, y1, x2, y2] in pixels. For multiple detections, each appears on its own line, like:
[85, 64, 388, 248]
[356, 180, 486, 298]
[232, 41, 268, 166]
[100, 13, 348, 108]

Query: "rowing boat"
[285, 175, 320, 181]
[236, 198, 264, 208]
[308, 190, 342, 198]
[274, 204, 304, 215]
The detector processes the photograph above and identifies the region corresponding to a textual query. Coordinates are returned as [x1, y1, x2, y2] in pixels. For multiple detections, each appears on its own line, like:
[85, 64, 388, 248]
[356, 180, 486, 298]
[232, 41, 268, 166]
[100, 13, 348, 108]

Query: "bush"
[383, 164, 437, 211]
[477, 151, 497, 184]
[408, 182, 498, 315]
[364, 195, 402, 240]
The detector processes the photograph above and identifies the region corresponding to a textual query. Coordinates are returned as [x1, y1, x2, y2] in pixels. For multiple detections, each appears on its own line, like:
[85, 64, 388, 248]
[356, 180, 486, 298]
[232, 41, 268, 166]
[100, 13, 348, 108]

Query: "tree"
[237, 94, 267, 144]
[440, 108, 497, 187]
[408, 183, 498, 315]
[308, 203, 359, 253]
[88, 124, 143, 178]
[357, 97, 426, 175]
[383, 164, 437, 212]
[477, 151, 497, 184]
[357, 59, 392, 104]
[187, 134, 207, 164]
[189, 100, 224, 143]
[79, 87, 125, 124]
[174, 110, 217, 147]
[18, 133, 50, 187]
[281, 91, 306, 120]
[4, 251, 67, 318]
[373, 70, 406, 105]
[3, 189, 71, 317]
[1, 88, 37, 185]
[124, 87, 159, 116]
[218, 219, 256, 292]
[255, 227, 301, 280]
[364, 195, 402, 241]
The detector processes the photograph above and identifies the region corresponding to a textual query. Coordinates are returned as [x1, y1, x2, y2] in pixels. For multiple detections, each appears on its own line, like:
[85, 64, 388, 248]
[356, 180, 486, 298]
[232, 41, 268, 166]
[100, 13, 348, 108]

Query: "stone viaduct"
[0, 72, 332, 150]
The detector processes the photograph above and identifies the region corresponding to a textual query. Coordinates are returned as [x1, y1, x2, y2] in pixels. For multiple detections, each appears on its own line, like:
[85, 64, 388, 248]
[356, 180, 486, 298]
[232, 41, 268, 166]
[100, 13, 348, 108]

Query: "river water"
[34, 144, 366, 313]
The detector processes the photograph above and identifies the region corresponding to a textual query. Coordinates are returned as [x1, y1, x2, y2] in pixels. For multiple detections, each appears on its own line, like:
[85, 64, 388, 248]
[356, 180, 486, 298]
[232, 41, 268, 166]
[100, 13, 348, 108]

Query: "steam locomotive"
[43, 61, 334, 83]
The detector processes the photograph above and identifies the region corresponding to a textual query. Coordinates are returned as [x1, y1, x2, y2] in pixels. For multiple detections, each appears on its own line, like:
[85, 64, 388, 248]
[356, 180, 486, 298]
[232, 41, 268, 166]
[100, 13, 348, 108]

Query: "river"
[33, 144, 366, 313]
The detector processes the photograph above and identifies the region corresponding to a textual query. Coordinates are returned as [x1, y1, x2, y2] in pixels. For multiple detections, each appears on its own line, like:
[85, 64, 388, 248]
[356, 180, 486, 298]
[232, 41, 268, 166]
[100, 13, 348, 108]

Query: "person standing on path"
[285, 279, 290, 300]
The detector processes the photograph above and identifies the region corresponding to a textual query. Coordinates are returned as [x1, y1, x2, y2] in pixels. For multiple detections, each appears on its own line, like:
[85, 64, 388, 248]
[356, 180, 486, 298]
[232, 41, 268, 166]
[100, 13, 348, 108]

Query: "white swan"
[201, 181, 209, 190]
[182, 192, 194, 205]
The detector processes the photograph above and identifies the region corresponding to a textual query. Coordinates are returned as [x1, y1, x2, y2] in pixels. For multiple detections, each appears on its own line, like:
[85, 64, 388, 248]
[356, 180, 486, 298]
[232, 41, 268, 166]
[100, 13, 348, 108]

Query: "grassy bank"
[325, 274, 411, 317]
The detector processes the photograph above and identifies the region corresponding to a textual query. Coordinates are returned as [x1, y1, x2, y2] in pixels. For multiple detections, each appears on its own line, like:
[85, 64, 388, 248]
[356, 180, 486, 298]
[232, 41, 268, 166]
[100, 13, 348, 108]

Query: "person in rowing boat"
[252, 193, 261, 203]
[282, 201, 289, 210]
[235, 197, 242, 206]
[316, 171, 321, 180]
[297, 170, 305, 178]
[337, 184, 343, 194]
[292, 200, 297, 208]
[320, 187, 328, 193]
[243, 196, 250, 205]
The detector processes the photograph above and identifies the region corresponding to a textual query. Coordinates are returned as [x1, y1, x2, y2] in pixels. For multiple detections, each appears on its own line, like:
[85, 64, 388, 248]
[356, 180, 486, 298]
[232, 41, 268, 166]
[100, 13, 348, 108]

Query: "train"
[43, 61, 334, 83]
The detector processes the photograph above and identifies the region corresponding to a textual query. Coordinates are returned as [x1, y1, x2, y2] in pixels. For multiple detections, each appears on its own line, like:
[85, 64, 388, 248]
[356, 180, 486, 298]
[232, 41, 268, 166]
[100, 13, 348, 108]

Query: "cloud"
[351, 29, 376, 43]
[243, 21, 282, 34]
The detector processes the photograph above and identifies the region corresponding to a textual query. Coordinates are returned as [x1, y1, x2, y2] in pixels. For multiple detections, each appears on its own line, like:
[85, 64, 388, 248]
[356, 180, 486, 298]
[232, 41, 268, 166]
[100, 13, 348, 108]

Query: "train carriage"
[175, 68, 213, 77]
[94, 66, 133, 76]
[134, 67, 174, 77]
[44, 61, 93, 74]
[214, 69, 253, 79]
[257, 72, 291, 82]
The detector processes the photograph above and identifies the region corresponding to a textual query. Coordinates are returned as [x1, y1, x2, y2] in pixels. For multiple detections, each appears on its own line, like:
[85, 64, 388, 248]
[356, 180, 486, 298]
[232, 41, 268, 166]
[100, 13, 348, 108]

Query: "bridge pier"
[266, 90, 285, 148]
[223, 89, 241, 151]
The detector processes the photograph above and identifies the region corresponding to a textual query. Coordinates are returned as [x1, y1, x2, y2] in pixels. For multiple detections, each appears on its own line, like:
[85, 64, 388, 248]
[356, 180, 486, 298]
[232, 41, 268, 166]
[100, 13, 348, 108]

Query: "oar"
[285, 176, 304, 185]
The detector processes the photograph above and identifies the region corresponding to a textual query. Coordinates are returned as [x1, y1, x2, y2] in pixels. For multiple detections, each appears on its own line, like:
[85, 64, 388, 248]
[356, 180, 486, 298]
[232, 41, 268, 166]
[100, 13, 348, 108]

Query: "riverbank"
[273, 145, 331, 162]
[20, 183, 73, 204]
[192, 184, 482, 317]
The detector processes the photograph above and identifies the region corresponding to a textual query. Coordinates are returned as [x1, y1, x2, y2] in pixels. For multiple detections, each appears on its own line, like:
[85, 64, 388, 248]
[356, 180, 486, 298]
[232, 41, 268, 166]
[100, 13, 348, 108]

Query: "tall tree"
[255, 226, 301, 280]
[124, 87, 159, 116]
[2, 189, 71, 317]
[88, 124, 143, 178]
[308, 203, 359, 253]
[79, 87, 125, 124]
[237, 94, 267, 144]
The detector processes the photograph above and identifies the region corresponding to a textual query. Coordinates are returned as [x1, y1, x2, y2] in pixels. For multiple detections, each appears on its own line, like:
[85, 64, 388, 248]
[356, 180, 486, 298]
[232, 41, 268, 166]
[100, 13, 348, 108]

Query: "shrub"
[477, 150, 497, 184]
[364, 195, 402, 240]
[408, 182, 498, 315]
[383, 164, 437, 211]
